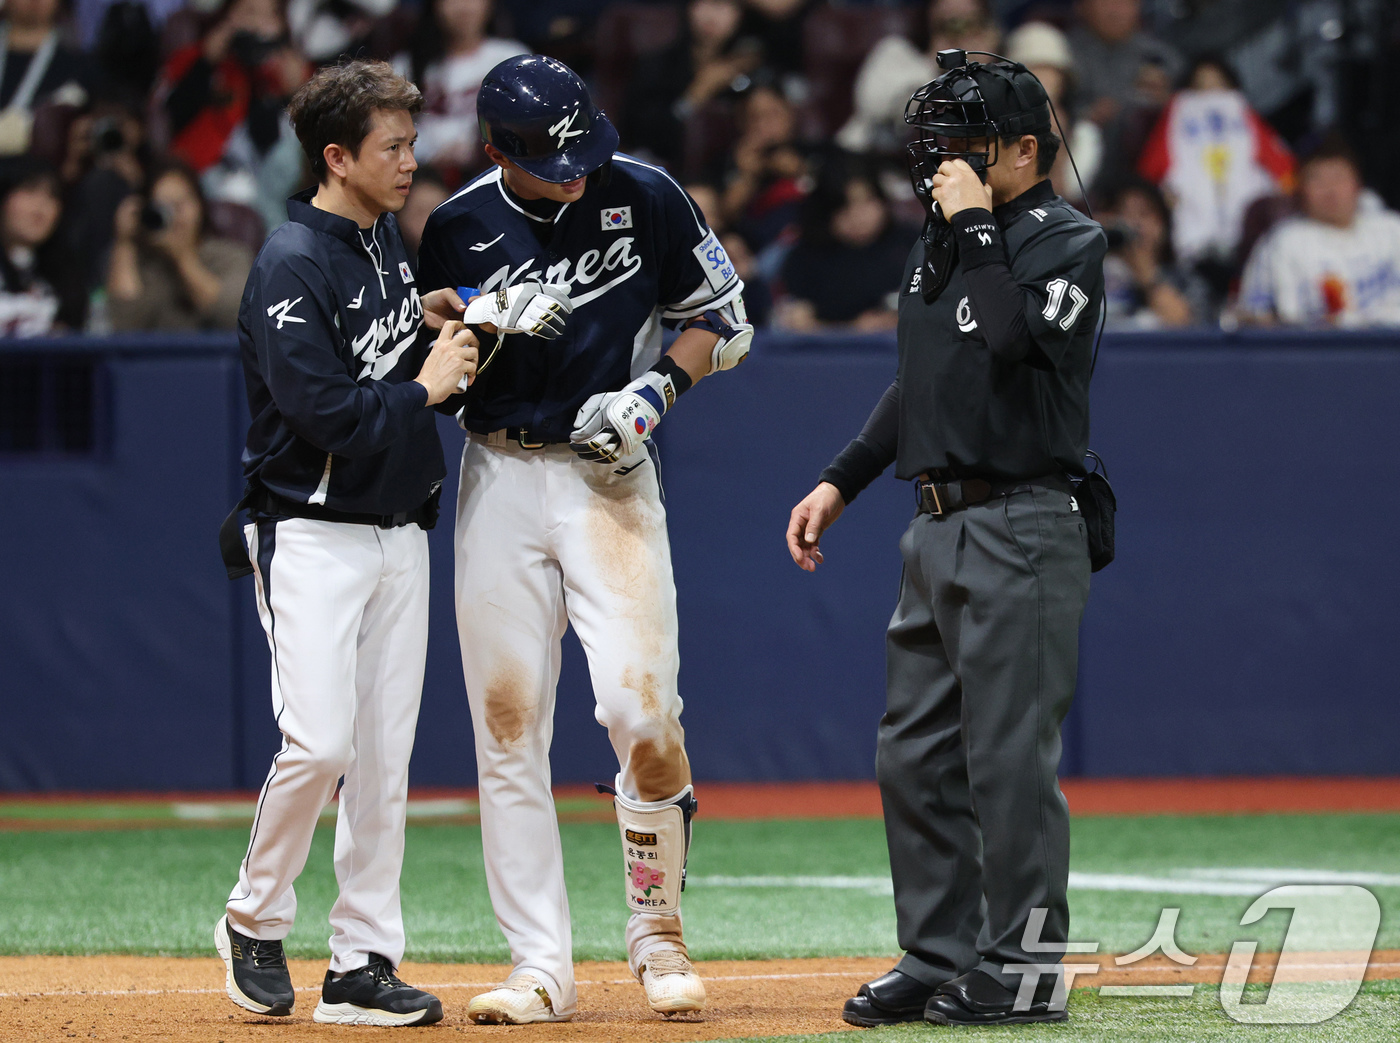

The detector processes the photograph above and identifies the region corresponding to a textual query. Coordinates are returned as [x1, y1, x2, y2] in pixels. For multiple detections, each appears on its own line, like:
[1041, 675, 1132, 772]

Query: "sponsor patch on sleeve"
[692, 230, 736, 292]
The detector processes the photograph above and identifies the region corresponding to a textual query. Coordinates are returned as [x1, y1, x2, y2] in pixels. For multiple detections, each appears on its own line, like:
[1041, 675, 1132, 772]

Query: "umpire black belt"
[914, 474, 1068, 517]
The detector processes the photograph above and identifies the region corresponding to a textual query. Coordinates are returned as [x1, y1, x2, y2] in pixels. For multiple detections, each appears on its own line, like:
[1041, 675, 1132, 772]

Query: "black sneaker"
[214, 916, 294, 1016]
[313, 954, 444, 1027]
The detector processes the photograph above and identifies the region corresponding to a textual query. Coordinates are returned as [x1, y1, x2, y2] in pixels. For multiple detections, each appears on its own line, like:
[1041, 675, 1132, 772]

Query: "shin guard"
[597, 781, 696, 916]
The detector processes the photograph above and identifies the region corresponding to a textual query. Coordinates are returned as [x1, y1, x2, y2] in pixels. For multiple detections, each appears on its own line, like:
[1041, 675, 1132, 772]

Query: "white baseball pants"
[227, 517, 429, 973]
[455, 433, 692, 1016]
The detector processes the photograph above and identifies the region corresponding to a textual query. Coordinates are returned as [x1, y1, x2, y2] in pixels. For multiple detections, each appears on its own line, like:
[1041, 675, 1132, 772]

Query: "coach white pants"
[227, 518, 430, 973]
[455, 434, 692, 1016]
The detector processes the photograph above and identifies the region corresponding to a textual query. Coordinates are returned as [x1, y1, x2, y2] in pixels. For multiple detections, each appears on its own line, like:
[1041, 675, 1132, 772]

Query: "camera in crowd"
[1103, 221, 1136, 252]
[140, 200, 175, 233]
[91, 117, 126, 155]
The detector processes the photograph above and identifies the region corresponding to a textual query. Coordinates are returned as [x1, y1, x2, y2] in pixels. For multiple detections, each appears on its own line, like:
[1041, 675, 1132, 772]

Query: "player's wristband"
[650, 354, 693, 397]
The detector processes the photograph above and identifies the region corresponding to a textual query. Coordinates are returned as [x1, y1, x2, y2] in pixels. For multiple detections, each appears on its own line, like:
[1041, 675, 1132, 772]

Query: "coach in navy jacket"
[240, 193, 450, 515]
[214, 61, 479, 1029]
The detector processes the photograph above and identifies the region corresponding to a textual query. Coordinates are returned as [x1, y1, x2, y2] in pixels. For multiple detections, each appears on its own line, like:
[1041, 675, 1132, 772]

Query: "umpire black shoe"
[313, 954, 444, 1026]
[842, 969, 941, 1027]
[214, 916, 294, 1016]
[924, 969, 1067, 1025]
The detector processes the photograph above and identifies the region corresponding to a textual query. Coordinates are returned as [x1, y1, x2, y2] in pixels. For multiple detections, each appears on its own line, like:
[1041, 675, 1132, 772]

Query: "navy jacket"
[416, 155, 743, 442]
[238, 189, 443, 515]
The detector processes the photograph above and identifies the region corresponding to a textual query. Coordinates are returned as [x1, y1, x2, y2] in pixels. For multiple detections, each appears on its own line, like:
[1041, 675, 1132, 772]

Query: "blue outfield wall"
[1, 329, 1398, 790]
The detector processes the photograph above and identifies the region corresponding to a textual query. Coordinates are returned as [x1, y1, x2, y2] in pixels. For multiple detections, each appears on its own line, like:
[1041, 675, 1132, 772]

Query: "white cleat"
[466, 974, 572, 1024]
[639, 949, 706, 1015]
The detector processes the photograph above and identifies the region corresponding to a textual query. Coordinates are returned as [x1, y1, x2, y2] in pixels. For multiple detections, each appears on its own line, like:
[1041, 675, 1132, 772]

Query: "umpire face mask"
[905, 49, 1052, 303]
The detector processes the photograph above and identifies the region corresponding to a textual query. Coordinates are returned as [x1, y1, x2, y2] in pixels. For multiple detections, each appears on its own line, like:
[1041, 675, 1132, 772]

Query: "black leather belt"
[480, 427, 568, 449]
[247, 486, 436, 528]
[219, 484, 440, 581]
[505, 427, 557, 449]
[914, 475, 1066, 517]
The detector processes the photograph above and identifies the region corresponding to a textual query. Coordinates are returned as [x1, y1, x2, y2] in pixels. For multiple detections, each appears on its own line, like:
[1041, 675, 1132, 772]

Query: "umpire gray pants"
[879, 481, 1090, 994]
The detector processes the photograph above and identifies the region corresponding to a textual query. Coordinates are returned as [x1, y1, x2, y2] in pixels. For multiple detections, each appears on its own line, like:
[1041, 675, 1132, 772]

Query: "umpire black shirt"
[821, 179, 1107, 498]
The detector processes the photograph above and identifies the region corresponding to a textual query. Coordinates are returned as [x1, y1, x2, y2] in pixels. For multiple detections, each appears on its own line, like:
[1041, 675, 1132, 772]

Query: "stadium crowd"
[0, 0, 1396, 336]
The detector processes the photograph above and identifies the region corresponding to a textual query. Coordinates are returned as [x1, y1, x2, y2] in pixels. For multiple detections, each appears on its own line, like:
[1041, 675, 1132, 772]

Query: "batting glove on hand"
[460, 281, 573, 339]
[569, 370, 677, 464]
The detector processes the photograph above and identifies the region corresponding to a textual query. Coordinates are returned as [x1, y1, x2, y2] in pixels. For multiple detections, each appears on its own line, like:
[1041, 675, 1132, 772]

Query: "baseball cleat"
[214, 915, 294, 1017]
[639, 948, 706, 1015]
[312, 954, 443, 1027]
[467, 974, 571, 1024]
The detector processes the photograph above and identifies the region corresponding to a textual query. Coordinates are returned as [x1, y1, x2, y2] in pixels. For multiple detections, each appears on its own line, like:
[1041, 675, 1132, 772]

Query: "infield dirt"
[4, 952, 1398, 1042]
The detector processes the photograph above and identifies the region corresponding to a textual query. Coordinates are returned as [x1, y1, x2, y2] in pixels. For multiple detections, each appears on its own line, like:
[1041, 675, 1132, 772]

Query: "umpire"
[786, 52, 1105, 1027]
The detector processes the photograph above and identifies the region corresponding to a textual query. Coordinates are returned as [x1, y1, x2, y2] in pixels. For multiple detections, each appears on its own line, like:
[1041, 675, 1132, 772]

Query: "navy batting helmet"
[477, 54, 619, 184]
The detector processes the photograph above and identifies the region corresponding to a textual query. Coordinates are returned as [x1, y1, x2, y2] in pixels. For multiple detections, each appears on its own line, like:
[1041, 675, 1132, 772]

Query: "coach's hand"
[930, 159, 993, 221]
[787, 482, 845, 572]
[415, 321, 478, 404]
[421, 287, 467, 331]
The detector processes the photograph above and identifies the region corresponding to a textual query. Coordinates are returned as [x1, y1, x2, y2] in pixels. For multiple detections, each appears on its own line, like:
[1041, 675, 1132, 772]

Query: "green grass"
[0, 815, 1397, 962]
[3, 815, 1397, 1039]
[708, 981, 1400, 1043]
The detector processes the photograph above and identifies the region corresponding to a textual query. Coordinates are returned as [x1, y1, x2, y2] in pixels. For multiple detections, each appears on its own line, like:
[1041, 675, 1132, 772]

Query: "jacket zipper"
[359, 219, 387, 299]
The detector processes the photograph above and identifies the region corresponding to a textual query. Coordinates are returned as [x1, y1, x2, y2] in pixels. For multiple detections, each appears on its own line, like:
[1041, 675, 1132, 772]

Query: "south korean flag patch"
[399, 261, 414, 283]
[600, 206, 632, 231]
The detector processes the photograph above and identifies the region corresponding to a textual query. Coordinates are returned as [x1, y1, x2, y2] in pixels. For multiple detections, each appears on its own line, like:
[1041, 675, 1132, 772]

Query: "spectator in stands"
[721, 228, 770, 326]
[89, 0, 163, 109]
[1238, 138, 1400, 327]
[1068, 0, 1181, 196]
[1069, 0, 1181, 125]
[1137, 56, 1294, 275]
[1005, 21, 1100, 207]
[624, 0, 763, 172]
[1102, 180, 1210, 329]
[57, 101, 150, 295]
[495, 0, 602, 76]
[737, 0, 811, 77]
[105, 159, 253, 331]
[285, 0, 391, 65]
[157, 0, 311, 232]
[0, 155, 82, 334]
[684, 181, 726, 235]
[837, 0, 1001, 156]
[396, 0, 526, 173]
[719, 83, 806, 251]
[0, 0, 92, 156]
[774, 156, 911, 332]
[397, 167, 450, 265]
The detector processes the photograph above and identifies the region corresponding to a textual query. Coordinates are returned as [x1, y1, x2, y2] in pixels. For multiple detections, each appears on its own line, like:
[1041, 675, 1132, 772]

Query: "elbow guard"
[684, 296, 752, 373]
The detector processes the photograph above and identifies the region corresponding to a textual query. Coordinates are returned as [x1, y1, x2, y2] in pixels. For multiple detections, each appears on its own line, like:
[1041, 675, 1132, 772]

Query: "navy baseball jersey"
[238, 188, 443, 515]
[416, 154, 743, 441]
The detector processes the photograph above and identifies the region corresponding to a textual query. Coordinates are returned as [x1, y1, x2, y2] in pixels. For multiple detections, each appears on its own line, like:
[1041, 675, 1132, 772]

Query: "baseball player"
[415, 54, 752, 1024]
[214, 60, 569, 1027]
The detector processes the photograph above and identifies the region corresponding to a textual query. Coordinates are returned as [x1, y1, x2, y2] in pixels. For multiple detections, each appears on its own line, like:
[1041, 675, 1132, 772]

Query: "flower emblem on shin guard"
[630, 860, 665, 896]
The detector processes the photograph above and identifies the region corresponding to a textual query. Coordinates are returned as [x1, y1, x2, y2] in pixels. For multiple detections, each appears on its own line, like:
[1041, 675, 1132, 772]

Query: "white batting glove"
[461, 281, 573, 339]
[569, 370, 677, 464]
